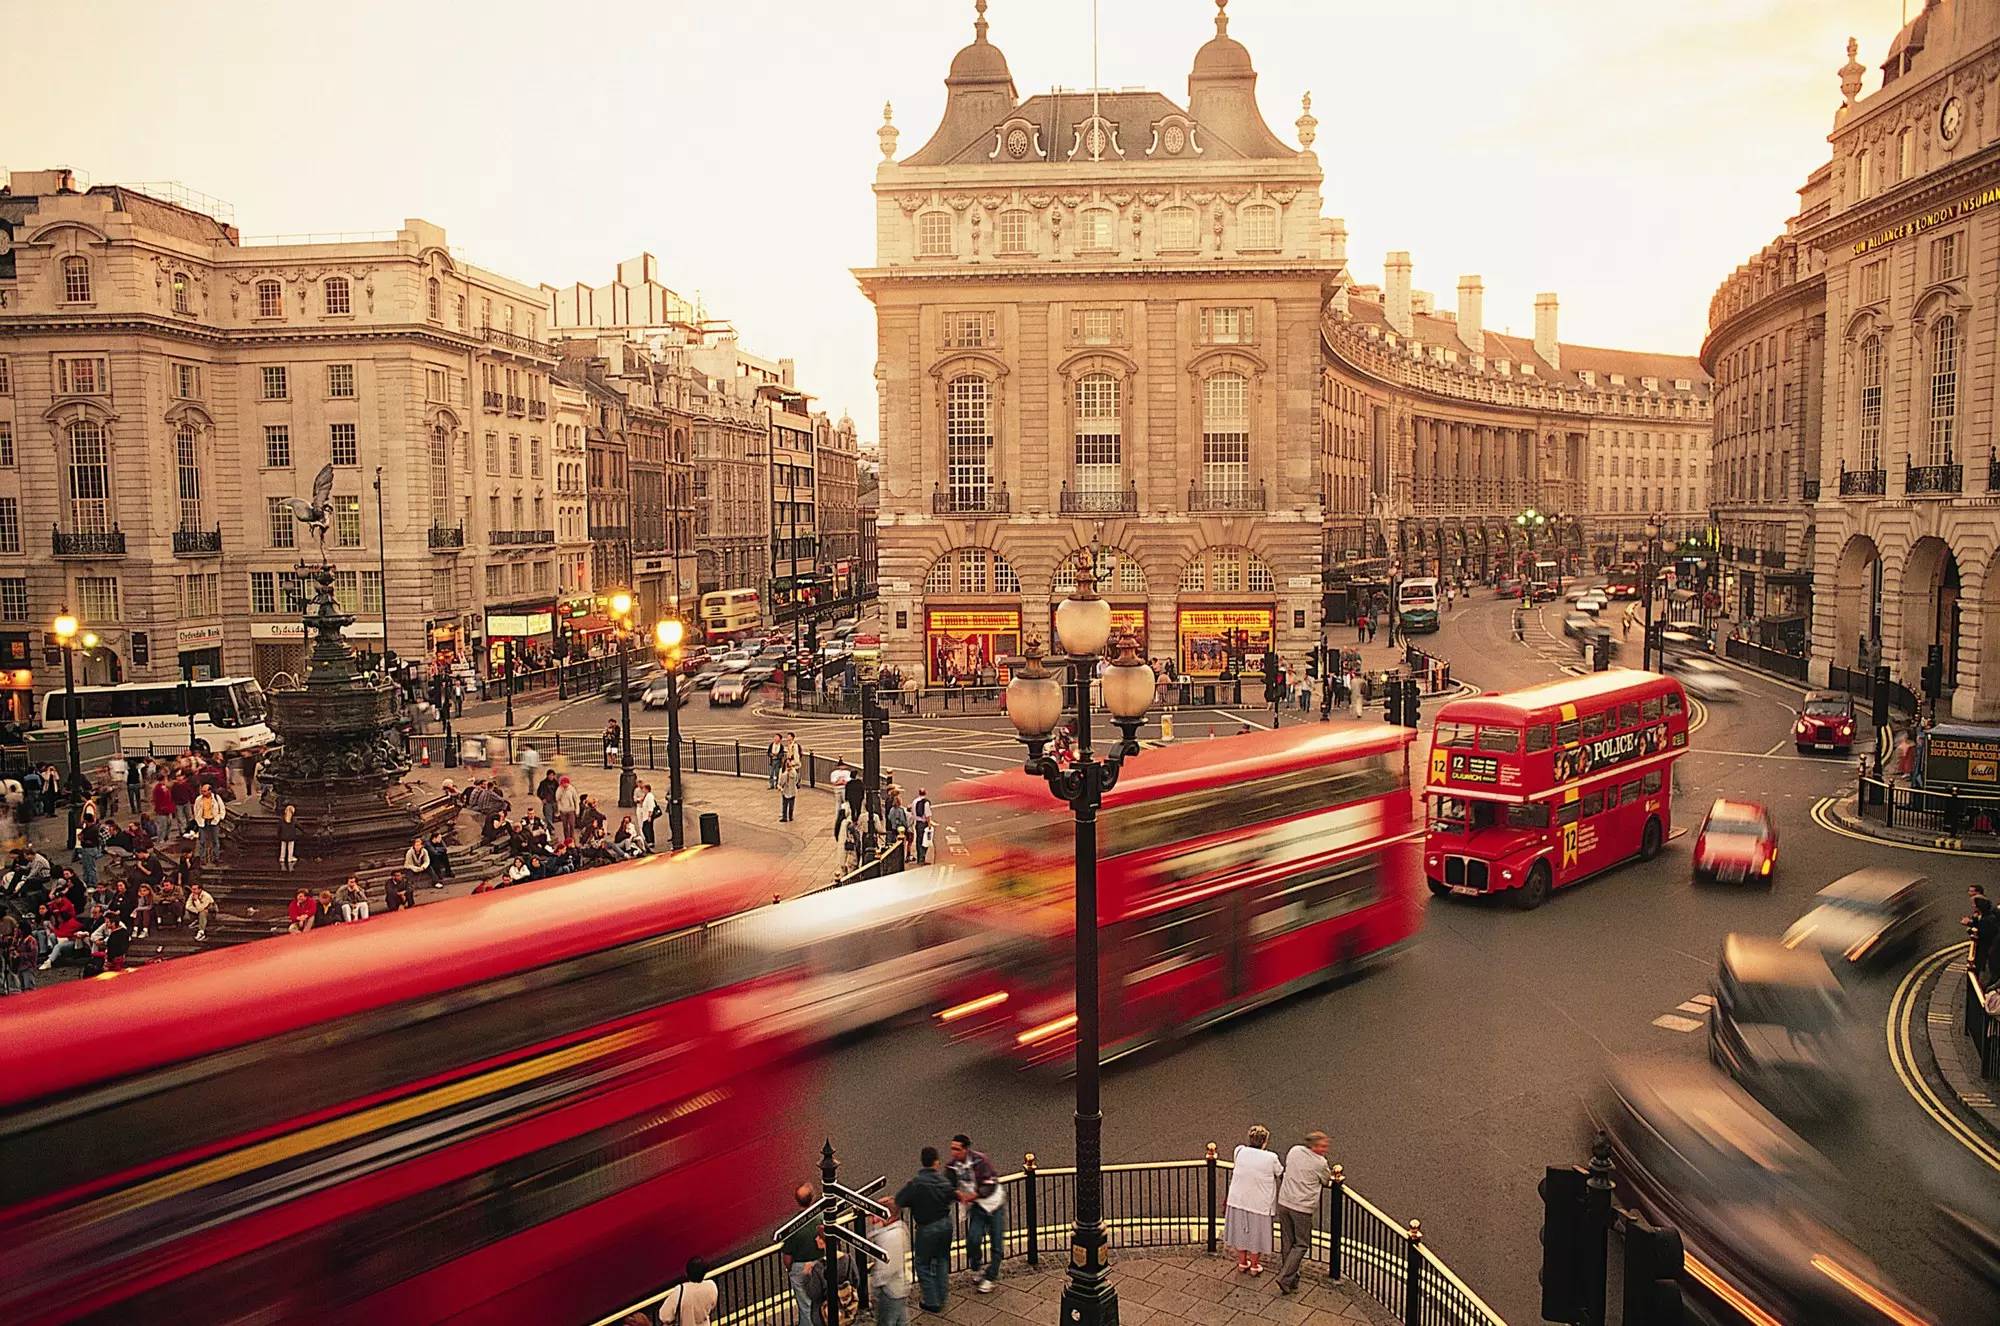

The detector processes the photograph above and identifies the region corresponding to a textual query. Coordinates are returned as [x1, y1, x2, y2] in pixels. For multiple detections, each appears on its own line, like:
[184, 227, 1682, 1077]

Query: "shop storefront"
[0, 631, 31, 722]
[427, 619, 464, 669]
[1042, 604, 1147, 655]
[924, 606, 1020, 685]
[483, 600, 557, 674]
[1176, 606, 1273, 677]
[177, 624, 225, 682]
[252, 618, 383, 688]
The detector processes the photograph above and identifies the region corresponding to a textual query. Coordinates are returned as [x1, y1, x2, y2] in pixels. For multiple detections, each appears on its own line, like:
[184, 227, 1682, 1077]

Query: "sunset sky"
[5, 0, 1911, 428]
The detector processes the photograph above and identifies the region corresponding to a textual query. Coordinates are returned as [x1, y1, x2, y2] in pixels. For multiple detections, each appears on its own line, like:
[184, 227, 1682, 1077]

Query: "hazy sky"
[6, 0, 1909, 430]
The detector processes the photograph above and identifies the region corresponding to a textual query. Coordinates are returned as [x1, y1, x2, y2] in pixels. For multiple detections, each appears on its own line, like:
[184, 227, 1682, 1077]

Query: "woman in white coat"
[1224, 1124, 1285, 1274]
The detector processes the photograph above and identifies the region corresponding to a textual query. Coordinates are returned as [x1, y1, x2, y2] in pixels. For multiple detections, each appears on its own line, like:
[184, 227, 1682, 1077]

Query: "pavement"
[906, 1252, 1395, 1326]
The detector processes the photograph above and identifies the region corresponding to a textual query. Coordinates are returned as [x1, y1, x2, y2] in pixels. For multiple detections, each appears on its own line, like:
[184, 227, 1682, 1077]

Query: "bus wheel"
[1512, 862, 1551, 910]
[1426, 879, 1451, 899]
[1640, 817, 1663, 861]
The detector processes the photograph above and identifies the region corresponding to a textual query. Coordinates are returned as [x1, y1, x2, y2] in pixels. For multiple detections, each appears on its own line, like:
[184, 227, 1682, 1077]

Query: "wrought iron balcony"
[1188, 480, 1269, 513]
[1719, 542, 1735, 560]
[588, 525, 630, 542]
[506, 395, 527, 416]
[1759, 547, 1787, 568]
[482, 390, 504, 410]
[1801, 478, 1821, 501]
[1059, 481, 1138, 515]
[52, 526, 125, 557]
[931, 485, 1011, 516]
[172, 526, 223, 555]
[1838, 468, 1886, 497]
[528, 400, 547, 420]
[490, 528, 554, 545]
[428, 523, 465, 550]
[1990, 454, 2000, 492]
[1906, 462, 1963, 495]
[479, 325, 558, 359]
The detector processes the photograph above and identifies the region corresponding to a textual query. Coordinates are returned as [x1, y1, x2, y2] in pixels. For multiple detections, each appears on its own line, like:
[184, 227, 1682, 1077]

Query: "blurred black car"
[1591, 1064, 1929, 1326]
[1781, 867, 1932, 971]
[598, 666, 660, 703]
[1708, 934, 1846, 1118]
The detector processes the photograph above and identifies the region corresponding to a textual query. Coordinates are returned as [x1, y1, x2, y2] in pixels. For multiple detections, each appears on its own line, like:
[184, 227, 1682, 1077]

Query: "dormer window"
[1578, 370, 1597, 387]
[1239, 204, 1279, 251]
[1609, 373, 1626, 387]
[1520, 363, 1537, 377]
[919, 211, 957, 258]
[1495, 360, 1511, 376]
[1642, 376, 1659, 392]
[1673, 378, 1691, 391]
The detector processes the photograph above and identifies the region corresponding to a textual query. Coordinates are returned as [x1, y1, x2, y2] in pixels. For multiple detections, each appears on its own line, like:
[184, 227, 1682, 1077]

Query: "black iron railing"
[1906, 462, 1963, 495]
[588, 525, 629, 542]
[593, 1150, 1504, 1326]
[1188, 480, 1268, 513]
[1723, 635, 1808, 682]
[1059, 481, 1138, 515]
[932, 485, 1011, 515]
[490, 528, 554, 545]
[1859, 773, 2000, 839]
[505, 395, 526, 415]
[428, 523, 465, 550]
[1802, 478, 1821, 500]
[1965, 970, 2000, 1081]
[479, 325, 557, 358]
[1840, 467, 1887, 496]
[528, 400, 547, 419]
[1759, 547, 1786, 568]
[52, 526, 125, 556]
[172, 527, 222, 555]
[482, 390, 504, 410]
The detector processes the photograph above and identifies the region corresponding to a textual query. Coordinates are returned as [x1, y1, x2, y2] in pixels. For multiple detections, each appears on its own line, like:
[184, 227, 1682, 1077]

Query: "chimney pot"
[1456, 275, 1484, 356]
[1384, 251, 1414, 337]
[1534, 292, 1560, 372]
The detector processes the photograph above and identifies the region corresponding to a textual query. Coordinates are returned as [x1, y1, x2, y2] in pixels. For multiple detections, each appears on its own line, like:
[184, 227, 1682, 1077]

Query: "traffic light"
[1622, 1216, 1684, 1326]
[1591, 636, 1610, 672]
[1383, 676, 1399, 725]
[1401, 676, 1420, 728]
[1538, 1165, 1589, 1324]
[1307, 649, 1320, 680]
[1873, 664, 1892, 729]
[1923, 643, 1945, 700]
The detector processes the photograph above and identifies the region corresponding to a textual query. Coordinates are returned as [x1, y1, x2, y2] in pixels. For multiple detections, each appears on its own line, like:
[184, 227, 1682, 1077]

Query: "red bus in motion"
[0, 849, 813, 1326]
[1424, 671, 1690, 909]
[938, 725, 1422, 1066]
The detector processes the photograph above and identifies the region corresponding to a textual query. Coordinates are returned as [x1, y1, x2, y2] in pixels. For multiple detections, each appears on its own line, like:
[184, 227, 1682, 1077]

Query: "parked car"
[640, 674, 694, 709]
[1693, 799, 1776, 883]
[1793, 690, 1856, 753]
[1528, 581, 1557, 603]
[1708, 934, 1848, 1119]
[1676, 656, 1743, 701]
[1781, 867, 1931, 970]
[709, 675, 750, 706]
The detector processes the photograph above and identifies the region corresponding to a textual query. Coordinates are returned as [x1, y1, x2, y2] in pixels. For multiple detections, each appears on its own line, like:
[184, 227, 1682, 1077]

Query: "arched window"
[427, 278, 443, 321]
[1239, 205, 1279, 250]
[918, 212, 956, 257]
[1078, 208, 1115, 251]
[1202, 372, 1250, 499]
[66, 421, 111, 534]
[1927, 315, 1959, 465]
[175, 423, 203, 532]
[924, 548, 1020, 595]
[171, 272, 192, 314]
[1176, 547, 1275, 594]
[1053, 549, 1147, 596]
[944, 375, 992, 511]
[1158, 206, 1196, 251]
[325, 276, 351, 315]
[1858, 335, 1882, 471]
[256, 279, 282, 318]
[61, 256, 92, 303]
[993, 211, 1030, 255]
[1073, 373, 1121, 494]
[430, 424, 453, 526]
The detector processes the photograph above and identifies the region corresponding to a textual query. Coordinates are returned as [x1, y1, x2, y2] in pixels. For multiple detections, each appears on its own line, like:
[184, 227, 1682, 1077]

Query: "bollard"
[809, 752, 819, 788]
[691, 739, 700, 774]
[1327, 1164, 1345, 1280]
[1402, 1220, 1423, 1326]
[648, 736, 655, 769]
[1204, 1142, 1219, 1255]
[734, 740, 742, 777]
[1023, 1152, 1039, 1267]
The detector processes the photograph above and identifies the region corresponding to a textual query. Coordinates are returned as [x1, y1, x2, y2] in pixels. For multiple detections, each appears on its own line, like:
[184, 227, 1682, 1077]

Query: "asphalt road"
[542, 599, 1995, 1323]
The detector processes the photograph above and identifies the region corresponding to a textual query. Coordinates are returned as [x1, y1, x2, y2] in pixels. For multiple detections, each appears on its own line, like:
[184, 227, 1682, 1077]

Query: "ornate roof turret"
[1191, 0, 1254, 78]
[903, 0, 1021, 165]
[1186, 0, 1293, 157]
[948, 0, 1015, 89]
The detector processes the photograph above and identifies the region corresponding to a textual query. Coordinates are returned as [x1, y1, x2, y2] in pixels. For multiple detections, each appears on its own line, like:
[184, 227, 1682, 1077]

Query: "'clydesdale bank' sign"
[1853, 183, 2000, 255]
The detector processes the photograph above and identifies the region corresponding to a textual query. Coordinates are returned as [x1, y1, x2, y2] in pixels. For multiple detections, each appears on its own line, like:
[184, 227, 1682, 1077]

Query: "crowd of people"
[458, 770, 657, 892]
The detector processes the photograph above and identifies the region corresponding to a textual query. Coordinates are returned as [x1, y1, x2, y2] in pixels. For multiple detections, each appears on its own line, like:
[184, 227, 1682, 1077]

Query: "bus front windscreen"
[229, 680, 268, 726]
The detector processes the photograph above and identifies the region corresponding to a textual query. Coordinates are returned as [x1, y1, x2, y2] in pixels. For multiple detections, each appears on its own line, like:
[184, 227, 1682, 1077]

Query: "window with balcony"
[256, 279, 282, 318]
[331, 422, 359, 466]
[918, 211, 955, 257]
[1858, 335, 1882, 471]
[1202, 373, 1251, 497]
[66, 421, 111, 534]
[1927, 315, 1959, 465]
[176, 424, 204, 532]
[1073, 373, 1122, 494]
[430, 424, 452, 527]
[944, 374, 993, 510]
[62, 256, 92, 303]
[1158, 206, 1196, 251]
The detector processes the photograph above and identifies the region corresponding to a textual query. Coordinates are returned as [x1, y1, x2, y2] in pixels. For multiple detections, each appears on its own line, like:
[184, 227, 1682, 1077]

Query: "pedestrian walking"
[1226, 1125, 1284, 1274]
[896, 1146, 956, 1313]
[870, 1206, 911, 1326]
[664, 1258, 720, 1326]
[780, 1184, 822, 1326]
[277, 802, 301, 872]
[537, 769, 559, 830]
[517, 743, 543, 798]
[1273, 1130, 1333, 1294]
[778, 760, 800, 823]
[948, 1133, 1005, 1293]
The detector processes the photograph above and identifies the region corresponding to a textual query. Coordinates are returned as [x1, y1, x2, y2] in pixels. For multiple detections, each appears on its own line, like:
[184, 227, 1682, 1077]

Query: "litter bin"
[698, 812, 721, 846]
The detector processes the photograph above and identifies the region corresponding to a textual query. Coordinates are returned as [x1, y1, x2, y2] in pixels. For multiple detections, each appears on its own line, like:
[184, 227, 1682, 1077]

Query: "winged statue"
[285, 463, 336, 552]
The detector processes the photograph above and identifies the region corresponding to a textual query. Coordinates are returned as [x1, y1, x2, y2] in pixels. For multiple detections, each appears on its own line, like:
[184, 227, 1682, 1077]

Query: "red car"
[1693, 799, 1777, 884]
[1606, 581, 1638, 600]
[1793, 690, 1856, 753]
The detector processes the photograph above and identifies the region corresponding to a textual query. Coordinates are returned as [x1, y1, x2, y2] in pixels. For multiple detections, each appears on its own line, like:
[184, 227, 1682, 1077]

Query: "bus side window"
[1618, 702, 1640, 729]
[1523, 725, 1553, 753]
[1555, 719, 1580, 746]
[1642, 770, 1663, 795]
[1640, 697, 1662, 722]
[1581, 711, 1607, 739]
[1603, 784, 1622, 810]
[1556, 801, 1581, 825]
[1475, 726, 1520, 754]
[1663, 693, 1684, 716]
[1621, 779, 1641, 804]
[1580, 791, 1604, 817]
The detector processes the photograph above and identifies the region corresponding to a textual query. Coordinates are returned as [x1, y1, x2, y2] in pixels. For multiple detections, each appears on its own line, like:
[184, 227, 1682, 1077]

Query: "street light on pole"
[52, 612, 85, 842]
[654, 614, 687, 850]
[1002, 556, 1155, 1326]
[1641, 519, 1662, 672]
[610, 588, 637, 808]
[1515, 507, 1545, 584]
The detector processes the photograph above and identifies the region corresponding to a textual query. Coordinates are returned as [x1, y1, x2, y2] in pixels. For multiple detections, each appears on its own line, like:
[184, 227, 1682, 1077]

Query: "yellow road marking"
[1886, 943, 2000, 1174]
[1809, 796, 2000, 858]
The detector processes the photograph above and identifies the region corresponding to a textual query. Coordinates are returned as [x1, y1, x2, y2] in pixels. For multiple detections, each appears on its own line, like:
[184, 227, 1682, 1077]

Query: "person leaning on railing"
[1274, 1130, 1332, 1295]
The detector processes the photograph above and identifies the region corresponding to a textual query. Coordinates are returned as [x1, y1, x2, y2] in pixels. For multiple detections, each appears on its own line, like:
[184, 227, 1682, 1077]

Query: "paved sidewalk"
[1824, 791, 2000, 855]
[1923, 952, 2000, 1148]
[919, 1251, 1394, 1326]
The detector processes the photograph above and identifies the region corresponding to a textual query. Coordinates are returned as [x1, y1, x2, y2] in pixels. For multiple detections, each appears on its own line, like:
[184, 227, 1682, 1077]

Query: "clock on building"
[1941, 95, 1964, 142]
[1006, 127, 1029, 159]
[1164, 124, 1186, 154]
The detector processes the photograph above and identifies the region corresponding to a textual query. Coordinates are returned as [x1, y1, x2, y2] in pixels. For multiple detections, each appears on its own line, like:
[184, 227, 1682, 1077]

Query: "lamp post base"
[1059, 1241, 1119, 1326]
[617, 767, 637, 808]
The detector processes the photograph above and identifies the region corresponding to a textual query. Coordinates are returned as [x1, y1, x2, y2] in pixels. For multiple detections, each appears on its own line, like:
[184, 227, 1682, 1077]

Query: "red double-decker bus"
[0, 849, 813, 1326]
[937, 725, 1423, 1065]
[1423, 671, 1691, 909]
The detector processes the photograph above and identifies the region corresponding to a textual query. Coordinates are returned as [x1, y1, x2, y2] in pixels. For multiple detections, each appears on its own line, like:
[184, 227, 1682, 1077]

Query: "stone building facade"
[689, 374, 769, 595]
[0, 172, 562, 697]
[1718, 3, 2000, 716]
[860, 2, 1339, 681]
[816, 412, 862, 599]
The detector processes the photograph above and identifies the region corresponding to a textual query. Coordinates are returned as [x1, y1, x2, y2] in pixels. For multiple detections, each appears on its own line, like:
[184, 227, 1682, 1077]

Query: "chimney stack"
[1457, 276, 1484, 356]
[1534, 292, 1560, 371]
[1384, 251, 1413, 337]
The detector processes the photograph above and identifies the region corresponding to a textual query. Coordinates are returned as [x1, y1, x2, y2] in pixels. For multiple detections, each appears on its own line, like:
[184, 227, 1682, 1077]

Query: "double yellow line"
[1808, 795, 2000, 859]
[1886, 943, 2000, 1174]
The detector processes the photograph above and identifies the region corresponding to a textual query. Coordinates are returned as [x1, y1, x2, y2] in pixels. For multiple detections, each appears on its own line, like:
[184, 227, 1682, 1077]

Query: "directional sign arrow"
[773, 1195, 839, 1243]
[823, 1223, 891, 1264]
[826, 1181, 892, 1220]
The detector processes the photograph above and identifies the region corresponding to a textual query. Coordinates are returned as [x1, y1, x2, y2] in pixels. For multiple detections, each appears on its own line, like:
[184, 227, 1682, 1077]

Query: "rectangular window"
[56, 357, 106, 395]
[361, 570, 383, 615]
[1642, 770, 1663, 795]
[327, 364, 356, 398]
[178, 573, 220, 617]
[174, 363, 202, 399]
[1640, 697, 1661, 721]
[1580, 791, 1604, 818]
[485, 432, 500, 473]
[77, 576, 119, 621]
[427, 368, 447, 402]
[265, 425, 292, 469]
[1556, 801, 1581, 826]
[1077, 308, 1119, 345]
[0, 497, 18, 554]
[508, 435, 521, 476]
[1618, 701, 1640, 729]
[529, 437, 543, 479]
[330, 422, 359, 466]
[1475, 726, 1520, 753]
[1861, 260, 1885, 304]
[1555, 719, 1580, 746]
[942, 311, 994, 349]
[64, 260, 92, 303]
[1158, 207, 1197, 250]
[0, 578, 26, 622]
[1604, 783, 1623, 810]
[269, 496, 297, 548]
[250, 571, 277, 615]
[0, 357, 9, 394]
[1202, 307, 1253, 344]
[261, 365, 288, 400]
[0, 422, 13, 468]
[1663, 692, 1683, 716]
[257, 282, 283, 318]
[334, 494, 362, 547]
[993, 211, 1028, 255]
[1524, 724, 1553, 753]
[485, 564, 505, 598]
[332, 570, 360, 615]
[1931, 232, 1962, 283]
[1581, 711, 1607, 739]
[919, 211, 956, 257]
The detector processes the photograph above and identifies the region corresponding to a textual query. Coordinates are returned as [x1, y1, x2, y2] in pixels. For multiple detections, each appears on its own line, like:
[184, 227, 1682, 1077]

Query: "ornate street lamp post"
[1515, 507, 1546, 586]
[1003, 557, 1155, 1326]
[1641, 519, 1662, 671]
[654, 614, 688, 850]
[51, 612, 86, 841]
[609, 589, 638, 807]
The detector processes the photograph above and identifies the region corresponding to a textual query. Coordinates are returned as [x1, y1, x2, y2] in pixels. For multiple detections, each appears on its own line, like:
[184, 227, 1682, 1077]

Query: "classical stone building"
[689, 372, 770, 595]
[1701, 228, 1826, 653]
[861, 1, 1340, 680]
[1716, 3, 2000, 715]
[0, 171, 560, 697]
[816, 412, 862, 599]
[552, 373, 592, 599]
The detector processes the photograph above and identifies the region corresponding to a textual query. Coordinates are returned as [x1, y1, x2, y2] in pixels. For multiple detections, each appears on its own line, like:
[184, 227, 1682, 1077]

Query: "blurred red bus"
[937, 725, 1422, 1065]
[0, 849, 813, 1326]
[1423, 671, 1690, 909]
